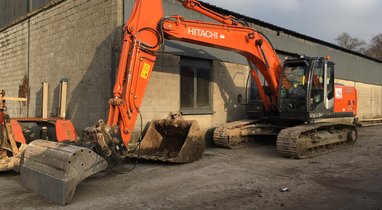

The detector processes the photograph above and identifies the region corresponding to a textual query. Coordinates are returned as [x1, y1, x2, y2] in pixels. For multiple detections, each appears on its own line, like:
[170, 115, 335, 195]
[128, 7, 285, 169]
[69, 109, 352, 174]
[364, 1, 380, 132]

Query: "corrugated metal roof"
[199, 1, 382, 63]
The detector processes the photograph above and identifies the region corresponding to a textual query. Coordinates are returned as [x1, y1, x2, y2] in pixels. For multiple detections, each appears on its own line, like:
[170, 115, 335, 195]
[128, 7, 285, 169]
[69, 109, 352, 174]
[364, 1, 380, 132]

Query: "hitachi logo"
[188, 27, 220, 39]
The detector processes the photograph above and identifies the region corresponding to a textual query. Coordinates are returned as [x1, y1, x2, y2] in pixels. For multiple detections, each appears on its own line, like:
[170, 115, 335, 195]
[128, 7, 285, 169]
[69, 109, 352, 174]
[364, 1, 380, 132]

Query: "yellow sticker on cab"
[140, 62, 151, 79]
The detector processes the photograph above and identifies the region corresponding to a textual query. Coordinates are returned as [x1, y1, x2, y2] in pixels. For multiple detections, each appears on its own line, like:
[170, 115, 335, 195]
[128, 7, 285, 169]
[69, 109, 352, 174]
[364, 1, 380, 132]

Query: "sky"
[203, 0, 382, 44]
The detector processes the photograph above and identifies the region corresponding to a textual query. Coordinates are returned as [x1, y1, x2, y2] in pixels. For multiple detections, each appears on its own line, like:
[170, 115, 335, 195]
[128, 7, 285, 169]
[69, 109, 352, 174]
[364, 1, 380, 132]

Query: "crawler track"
[276, 123, 357, 158]
[213, 120, 255, 148]
[213, 120, 284, 148]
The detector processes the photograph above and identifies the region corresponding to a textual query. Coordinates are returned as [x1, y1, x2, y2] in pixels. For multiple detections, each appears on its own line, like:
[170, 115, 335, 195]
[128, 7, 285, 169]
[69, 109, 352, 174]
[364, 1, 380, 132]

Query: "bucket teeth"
[20, 140, 108, 205]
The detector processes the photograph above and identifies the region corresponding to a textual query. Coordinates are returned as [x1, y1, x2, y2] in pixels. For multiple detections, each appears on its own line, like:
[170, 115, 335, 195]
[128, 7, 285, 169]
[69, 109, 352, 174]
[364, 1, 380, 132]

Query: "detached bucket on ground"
[130, 114, 205, 163]
[20, 140, 107, 205]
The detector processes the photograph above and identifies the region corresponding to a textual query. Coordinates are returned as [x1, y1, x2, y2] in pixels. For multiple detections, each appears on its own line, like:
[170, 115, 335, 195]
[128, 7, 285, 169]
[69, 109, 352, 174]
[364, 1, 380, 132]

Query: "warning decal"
[140, 63, 151, 79]
[335, 87, 343, 99]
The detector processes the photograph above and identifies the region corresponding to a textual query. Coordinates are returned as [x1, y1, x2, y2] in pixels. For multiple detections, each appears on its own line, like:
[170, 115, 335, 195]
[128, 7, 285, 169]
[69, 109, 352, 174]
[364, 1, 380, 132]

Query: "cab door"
[308, 59, 334, 117]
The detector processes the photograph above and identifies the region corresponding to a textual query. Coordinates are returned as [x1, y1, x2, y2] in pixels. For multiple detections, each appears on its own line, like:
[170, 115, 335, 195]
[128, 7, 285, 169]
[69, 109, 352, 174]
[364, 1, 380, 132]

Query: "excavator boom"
[161, 16, 281, 110]
[108, 0, 282, 148]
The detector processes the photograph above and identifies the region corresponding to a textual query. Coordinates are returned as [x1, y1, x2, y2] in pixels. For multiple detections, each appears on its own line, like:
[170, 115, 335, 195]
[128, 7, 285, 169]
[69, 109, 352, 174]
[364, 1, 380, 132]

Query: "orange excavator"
[18, 0, 358, 205]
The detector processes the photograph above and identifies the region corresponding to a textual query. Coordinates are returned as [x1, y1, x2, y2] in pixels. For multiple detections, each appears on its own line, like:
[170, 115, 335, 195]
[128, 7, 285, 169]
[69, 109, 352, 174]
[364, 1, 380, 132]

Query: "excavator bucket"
[130, 114, 204, 163]
[20, 140, 108, 205]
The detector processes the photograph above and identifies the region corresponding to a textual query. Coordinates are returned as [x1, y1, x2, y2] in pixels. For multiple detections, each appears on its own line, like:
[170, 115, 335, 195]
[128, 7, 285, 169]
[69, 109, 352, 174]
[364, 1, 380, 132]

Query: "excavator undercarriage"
[213, 119, 286, 148]
[276, 122, 357, 158]
[213, 119, 358, 158]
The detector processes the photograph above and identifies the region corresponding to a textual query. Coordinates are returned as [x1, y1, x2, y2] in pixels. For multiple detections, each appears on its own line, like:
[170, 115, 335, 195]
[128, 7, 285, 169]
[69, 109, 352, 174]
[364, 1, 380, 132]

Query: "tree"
[335, 32, 366, 52]
[365, 34, 382, 61]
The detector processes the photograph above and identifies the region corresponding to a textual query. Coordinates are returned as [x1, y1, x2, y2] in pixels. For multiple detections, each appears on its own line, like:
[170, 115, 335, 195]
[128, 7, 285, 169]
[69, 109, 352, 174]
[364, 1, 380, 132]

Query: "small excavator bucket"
[20, 140, 108, 205]
[131, 115, 204, 163]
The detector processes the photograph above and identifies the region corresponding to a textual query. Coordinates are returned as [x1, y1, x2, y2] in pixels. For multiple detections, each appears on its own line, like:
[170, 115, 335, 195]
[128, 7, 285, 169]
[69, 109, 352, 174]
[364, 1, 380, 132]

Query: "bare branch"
[365, 34, 382, 61]
[335, 32, 366, 52]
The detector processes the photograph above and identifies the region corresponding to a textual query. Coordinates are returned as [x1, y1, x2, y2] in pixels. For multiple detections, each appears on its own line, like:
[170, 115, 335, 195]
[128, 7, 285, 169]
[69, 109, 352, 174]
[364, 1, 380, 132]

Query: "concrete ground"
[1, 125, 382, 210]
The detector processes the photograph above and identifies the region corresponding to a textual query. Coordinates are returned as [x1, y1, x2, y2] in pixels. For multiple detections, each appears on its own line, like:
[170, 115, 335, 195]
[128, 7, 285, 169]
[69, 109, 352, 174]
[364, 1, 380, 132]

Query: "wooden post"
[59, 80, 68, 119]
[42, 82, 48, 118]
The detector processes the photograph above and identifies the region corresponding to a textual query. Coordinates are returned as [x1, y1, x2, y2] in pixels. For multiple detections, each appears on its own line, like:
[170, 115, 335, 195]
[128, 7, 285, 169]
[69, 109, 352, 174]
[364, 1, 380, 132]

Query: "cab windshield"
[279, 61, 310, 112]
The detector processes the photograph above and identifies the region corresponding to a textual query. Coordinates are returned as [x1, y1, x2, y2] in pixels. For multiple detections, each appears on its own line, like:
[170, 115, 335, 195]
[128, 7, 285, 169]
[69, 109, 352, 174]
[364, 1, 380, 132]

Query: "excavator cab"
[278, 57, 336, 122]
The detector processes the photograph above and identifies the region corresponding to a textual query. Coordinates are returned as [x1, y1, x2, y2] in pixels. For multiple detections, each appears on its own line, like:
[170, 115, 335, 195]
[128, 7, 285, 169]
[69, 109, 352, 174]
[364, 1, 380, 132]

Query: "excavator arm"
[109, 0, 282, 149]
[162, 16, 281, 109]
[106, 0, 164, 147]
[179, 0, 282, 107]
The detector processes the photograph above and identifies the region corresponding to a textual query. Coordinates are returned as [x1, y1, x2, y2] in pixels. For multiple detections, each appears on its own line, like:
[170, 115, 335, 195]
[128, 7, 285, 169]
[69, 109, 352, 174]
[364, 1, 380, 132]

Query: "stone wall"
[336, 79, 382, 119]
[0, 0, 122, 131]
[0, 20, 29, 116]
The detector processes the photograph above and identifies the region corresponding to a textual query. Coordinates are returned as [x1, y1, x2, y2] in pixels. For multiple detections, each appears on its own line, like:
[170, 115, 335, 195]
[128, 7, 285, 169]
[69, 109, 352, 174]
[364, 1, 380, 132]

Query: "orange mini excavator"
[19, 0, 358, 205]
[0, 88, 78, 172]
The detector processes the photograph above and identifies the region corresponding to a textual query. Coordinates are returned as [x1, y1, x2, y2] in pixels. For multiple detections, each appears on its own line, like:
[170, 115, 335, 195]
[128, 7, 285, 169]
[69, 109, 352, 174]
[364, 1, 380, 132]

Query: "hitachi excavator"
[17, 0, 358, 205]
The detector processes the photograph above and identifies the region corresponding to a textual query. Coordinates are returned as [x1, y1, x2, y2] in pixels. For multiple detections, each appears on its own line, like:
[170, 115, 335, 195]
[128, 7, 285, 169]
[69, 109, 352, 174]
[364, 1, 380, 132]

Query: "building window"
[180, 57, 212, 114]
